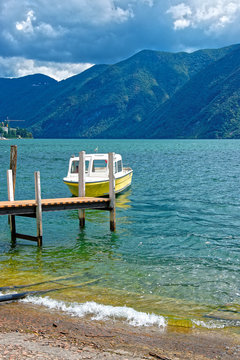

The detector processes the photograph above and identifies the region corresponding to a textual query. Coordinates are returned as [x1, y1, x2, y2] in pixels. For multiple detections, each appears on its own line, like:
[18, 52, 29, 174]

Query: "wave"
[0, 291, 235, 330]
[21, 296, 167, 328]
[192, 319, 225, 329]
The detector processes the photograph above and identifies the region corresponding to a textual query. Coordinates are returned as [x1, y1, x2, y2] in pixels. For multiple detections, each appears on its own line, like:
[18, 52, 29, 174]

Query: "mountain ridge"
[146, 45, 240, 139]
[0, 44, 240, 138]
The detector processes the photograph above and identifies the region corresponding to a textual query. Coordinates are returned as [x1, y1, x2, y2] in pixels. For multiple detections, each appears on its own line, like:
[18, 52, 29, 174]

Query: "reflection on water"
[116, 189, 132, 209]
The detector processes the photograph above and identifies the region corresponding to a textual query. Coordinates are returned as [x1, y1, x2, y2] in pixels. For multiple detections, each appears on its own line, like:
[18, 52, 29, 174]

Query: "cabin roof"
[71, 153, 122, 161]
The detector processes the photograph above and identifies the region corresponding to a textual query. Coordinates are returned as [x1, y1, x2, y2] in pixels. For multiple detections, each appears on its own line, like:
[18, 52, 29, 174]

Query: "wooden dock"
[1, 146, 116, 246]
[0, 197, 110, 216]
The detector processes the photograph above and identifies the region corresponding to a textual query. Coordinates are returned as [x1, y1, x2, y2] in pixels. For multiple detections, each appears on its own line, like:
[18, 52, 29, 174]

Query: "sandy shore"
[0, 301, 239, 359]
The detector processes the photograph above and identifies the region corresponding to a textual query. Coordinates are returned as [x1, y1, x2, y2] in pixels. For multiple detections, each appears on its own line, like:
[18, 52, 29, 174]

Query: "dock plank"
[0, 197, 110, 215]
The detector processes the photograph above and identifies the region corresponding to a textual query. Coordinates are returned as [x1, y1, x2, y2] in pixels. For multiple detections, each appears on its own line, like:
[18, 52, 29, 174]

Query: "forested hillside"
[0, 44, 239, 138]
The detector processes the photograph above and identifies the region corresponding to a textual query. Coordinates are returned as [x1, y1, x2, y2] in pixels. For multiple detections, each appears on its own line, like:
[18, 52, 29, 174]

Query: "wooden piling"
[8, 145, 17, 225]
[34, 171, 43, 246]
[9, 145, 17, 195]
[7, 170, 16, 244]
[109, 152, 116, 231]
[78, 151, 85, 228]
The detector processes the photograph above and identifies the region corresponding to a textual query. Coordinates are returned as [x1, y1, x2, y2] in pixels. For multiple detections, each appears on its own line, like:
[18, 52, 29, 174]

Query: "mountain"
[0, 44, 240, 138]
[0, 74, 57, 122]
[0, 66, 109, 130]
[146, 45, 240, 139]
[24, 64, 110, 132]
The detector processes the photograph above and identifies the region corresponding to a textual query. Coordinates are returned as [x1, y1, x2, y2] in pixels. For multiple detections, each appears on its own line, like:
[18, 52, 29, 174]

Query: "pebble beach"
[0, 302, 239, 360]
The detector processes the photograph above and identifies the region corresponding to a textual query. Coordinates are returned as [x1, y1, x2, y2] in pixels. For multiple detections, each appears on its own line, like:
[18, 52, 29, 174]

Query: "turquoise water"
[0, 139, 240, 329]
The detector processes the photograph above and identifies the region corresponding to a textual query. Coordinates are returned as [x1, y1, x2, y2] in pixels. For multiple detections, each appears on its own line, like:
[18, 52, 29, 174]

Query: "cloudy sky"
[1, 0, 240, 80]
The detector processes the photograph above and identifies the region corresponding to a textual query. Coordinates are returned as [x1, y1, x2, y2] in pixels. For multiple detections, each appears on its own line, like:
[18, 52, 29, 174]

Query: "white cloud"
[167, 3, 192, 29]
[111, 6, 133, 23]
[15, 9, 65, 38]
[167, 3, 192, 19]
[174, 18, 191, 30]
[16, 10, 35, 33]
[36, 23, 60, 37]
[167, 1, 240, 32]
[0, 56, 94, 81]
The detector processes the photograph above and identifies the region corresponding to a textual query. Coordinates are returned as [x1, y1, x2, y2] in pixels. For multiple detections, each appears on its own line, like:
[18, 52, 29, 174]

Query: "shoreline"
[0, 302, 239, 359]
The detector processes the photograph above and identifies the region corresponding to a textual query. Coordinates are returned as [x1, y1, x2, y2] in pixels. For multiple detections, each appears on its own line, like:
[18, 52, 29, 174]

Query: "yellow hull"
[64, 171, 133, 197]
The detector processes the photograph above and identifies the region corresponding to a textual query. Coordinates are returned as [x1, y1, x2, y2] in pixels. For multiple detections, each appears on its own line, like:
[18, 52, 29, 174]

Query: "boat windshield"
[71, 160, 89, 174]
[92, 159, 107, 173]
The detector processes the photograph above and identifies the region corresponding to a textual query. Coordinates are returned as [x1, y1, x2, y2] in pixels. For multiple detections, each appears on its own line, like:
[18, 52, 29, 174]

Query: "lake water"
[0, 139, 240, 331]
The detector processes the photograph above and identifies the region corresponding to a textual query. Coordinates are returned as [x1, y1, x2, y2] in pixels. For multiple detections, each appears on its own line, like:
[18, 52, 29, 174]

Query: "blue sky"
[0, 0, 240, 80]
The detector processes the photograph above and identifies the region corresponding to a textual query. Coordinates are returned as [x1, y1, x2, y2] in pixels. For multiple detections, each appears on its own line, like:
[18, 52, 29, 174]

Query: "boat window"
[114, 162, 117, 173]
[117, 160, 122, 173]
[85, 161, 89, 172]
[71, 160, 89, 173]
[71, 161, 78, 173]
[92, 159, 107, 173]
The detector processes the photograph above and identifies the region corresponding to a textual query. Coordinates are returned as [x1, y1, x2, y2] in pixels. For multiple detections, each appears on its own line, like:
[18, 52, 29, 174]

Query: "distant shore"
[0, 302, 239, 359]
[0, 136, 32, 140]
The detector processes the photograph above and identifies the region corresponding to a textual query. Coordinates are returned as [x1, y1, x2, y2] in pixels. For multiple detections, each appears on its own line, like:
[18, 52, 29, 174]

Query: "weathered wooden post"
[108, 152, 116, 231]
[78, 151, 85, 228]
[34, 171, 43, 246]
[8, 145, 17, 225]
[7, 169, 16, 244]
[9, 145, 17, 195]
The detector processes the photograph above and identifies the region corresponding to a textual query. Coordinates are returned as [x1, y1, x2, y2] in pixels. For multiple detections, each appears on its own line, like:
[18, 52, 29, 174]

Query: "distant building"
[2, 126, 8, 133]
